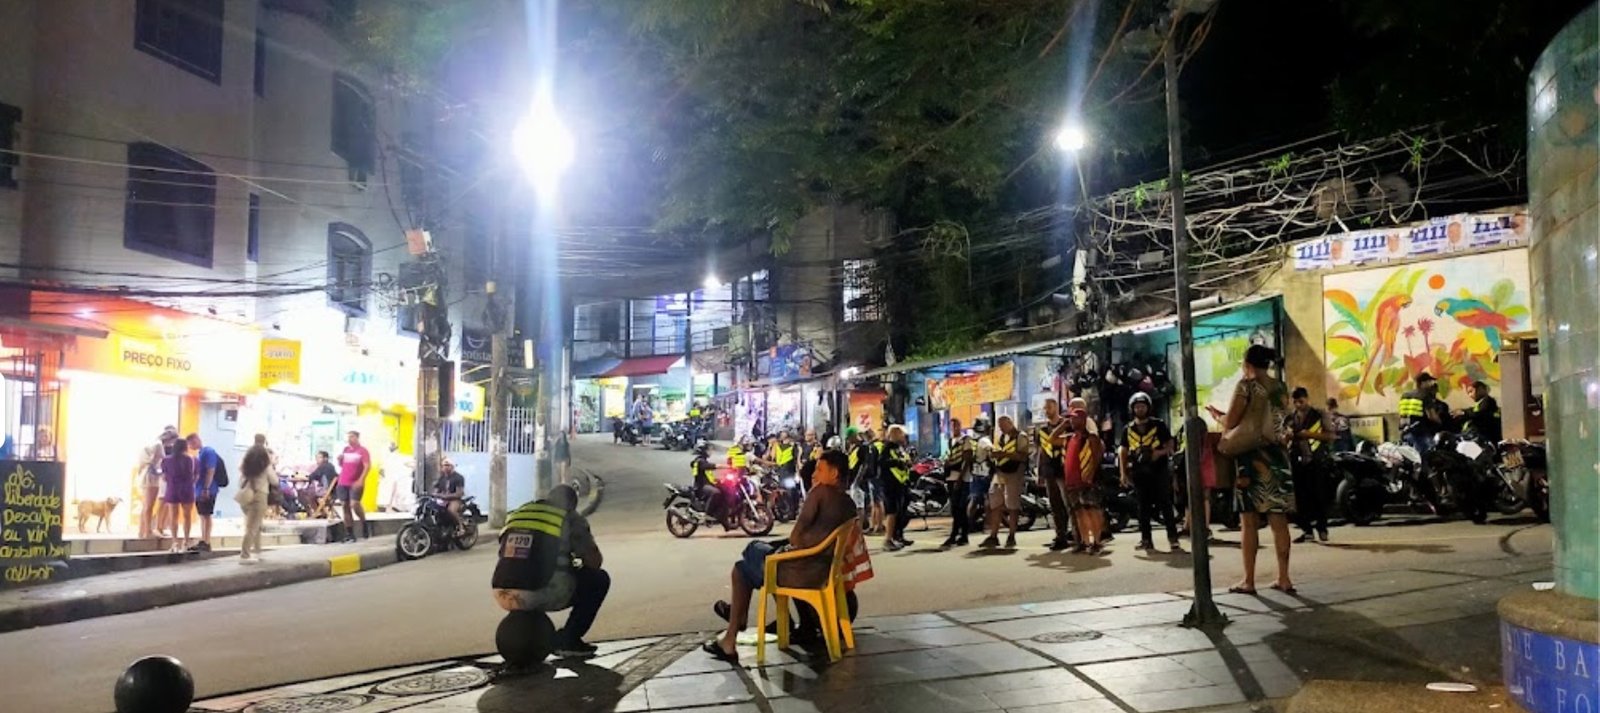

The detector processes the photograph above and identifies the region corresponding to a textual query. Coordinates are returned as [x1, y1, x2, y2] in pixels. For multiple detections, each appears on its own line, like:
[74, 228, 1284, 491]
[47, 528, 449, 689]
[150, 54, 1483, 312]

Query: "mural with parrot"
[1322, 249, 1533, 415]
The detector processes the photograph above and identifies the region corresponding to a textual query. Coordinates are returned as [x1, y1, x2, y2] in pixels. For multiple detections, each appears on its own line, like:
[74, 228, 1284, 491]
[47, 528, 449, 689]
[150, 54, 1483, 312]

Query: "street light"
[704, 273, 724, 290]
[512, 95, 574, 199]
[1053, 123, 1089, 153]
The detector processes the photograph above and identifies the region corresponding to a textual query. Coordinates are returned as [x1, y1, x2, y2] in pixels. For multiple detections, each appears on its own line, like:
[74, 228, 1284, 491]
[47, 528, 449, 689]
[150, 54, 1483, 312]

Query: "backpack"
[213, 456, 230, 488]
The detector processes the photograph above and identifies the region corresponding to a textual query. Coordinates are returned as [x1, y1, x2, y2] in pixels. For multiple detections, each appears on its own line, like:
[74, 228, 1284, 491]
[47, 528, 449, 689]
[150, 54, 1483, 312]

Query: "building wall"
[0, 0, 35, 277]
[776, 203, 890, 368]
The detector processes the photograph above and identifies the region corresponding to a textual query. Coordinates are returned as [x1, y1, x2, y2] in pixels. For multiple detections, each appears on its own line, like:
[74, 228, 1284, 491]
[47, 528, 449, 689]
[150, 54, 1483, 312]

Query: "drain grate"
[242, 693, 370, 713]
[372, 668, 491, 696]
[1031, 630, 1102, 644]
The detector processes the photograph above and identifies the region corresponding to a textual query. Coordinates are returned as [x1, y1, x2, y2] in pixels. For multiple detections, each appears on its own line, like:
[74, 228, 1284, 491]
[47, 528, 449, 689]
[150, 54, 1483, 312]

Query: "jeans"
[1043, 477, 1073, 542]
[563, 568, 611, 642]
[1132, 469, 1178, 543]
[1292, 459, 1329, 534]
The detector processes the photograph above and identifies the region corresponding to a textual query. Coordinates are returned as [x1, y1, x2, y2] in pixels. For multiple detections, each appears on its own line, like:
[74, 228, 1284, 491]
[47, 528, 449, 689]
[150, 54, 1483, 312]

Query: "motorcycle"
[764, 468, 807, 524]
[657, 422, 691, 451]
[1333, 441, 1430, 525]
[1425, 431, 1497, 524]
[663, 466, 774, 538]
[396, 495, 483, 560]
[612, 417, 644, 446]
[906, 458, 951, 520]
[1487, 439, 1549, 521]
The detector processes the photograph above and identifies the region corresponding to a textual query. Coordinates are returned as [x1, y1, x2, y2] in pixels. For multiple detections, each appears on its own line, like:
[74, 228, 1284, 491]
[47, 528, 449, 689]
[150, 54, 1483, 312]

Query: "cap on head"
[1417, 372, 1436, 385]
[547, 484, 579, 511]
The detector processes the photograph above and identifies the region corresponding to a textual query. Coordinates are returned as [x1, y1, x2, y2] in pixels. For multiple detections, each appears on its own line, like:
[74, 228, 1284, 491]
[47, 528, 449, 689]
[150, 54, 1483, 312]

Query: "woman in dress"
[160, 437, 198, 552]
[1222, 344, 1296, 595]
[234, 436, 274, 564]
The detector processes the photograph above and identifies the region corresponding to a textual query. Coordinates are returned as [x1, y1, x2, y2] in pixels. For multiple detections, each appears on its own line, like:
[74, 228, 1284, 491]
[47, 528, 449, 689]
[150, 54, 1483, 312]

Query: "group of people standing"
[136, 426, 279, 562]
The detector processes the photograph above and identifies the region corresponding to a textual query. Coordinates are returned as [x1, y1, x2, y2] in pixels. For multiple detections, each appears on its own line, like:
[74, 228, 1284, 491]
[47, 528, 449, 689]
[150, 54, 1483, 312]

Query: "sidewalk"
[189, 552, 1549, 713]
[0, 468, 602, 633]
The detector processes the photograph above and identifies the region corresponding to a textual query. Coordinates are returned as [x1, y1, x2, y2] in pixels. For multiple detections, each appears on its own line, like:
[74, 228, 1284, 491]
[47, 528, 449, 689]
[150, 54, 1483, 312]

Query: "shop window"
[598, 303, 621, 341]
[331, 74, 375, 184]
[246, 193, 260, 262]
[0, 102, 17, 189]
[842, 259, 881, 322]
[124, 142, 216, 267]
[253, 26, 266, 97]
[327, 224, 370, 314]
[135, 0, 224, 83]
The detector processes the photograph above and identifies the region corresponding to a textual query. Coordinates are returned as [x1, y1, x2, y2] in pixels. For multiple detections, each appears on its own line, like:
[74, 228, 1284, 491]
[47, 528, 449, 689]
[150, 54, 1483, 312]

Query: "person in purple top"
[161, 438, 198, 552]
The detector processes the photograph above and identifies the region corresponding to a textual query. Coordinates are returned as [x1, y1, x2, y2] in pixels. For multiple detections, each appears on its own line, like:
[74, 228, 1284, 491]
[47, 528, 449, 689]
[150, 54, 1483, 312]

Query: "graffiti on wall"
[1322, 249, 1533, 414]
[1167, 329, 1276, 431]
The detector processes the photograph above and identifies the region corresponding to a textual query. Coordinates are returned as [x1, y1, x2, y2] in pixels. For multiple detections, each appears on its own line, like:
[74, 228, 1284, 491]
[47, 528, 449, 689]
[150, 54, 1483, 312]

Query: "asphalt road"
[1, 434, 1554, 712]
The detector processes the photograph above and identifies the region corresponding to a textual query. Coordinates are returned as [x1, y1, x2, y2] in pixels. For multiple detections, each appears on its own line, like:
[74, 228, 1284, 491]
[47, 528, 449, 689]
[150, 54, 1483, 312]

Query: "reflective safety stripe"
[1034, 424, 1061, 457]
[774, 444, 795, 466]
[728, 446, 748, 467]
[1398, 396, 1424, 417]
[1125, 424, 1162, 452]
[1305, 419, 1324, 452]
[848, 449, 860, 470]
[506, 503, 565, 538]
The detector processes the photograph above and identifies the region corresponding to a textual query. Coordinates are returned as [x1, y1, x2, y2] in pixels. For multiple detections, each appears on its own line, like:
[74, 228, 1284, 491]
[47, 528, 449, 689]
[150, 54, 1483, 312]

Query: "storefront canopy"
[573, 357, 622, 379]
[597, 354, 684, 378]
[857, 292, 1281, 378]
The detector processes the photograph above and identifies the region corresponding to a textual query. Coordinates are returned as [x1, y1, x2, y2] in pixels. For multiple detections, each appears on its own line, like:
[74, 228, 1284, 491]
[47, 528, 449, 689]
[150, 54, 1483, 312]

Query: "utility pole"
[487, 221, 511, 529]
[684, 292, 695, 415]
[1166, 21, 1227, 631]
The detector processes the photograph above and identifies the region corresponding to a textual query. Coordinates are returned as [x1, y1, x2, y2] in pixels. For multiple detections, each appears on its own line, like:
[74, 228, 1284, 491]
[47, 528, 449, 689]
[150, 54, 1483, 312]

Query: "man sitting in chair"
[703, 450, 857, 663]
[491, 484, 610, 659]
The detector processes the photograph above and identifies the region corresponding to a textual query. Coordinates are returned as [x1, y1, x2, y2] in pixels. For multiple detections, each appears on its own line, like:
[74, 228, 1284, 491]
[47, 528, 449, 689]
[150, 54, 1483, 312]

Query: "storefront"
[29, 295, 265, 532]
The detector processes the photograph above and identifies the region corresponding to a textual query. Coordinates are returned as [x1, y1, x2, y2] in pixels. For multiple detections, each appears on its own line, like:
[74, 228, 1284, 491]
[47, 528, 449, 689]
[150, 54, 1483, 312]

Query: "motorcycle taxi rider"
[491, 485, 610, 661]
[432, 459, 468, 536]
[1458, 380, 1503, 443]
[689, 440, 730, 526]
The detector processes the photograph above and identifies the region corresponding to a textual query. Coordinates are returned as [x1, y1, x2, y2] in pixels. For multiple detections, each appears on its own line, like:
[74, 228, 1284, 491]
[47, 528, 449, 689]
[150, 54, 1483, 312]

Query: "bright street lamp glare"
[1054, 124, 1089, 152]
[513, 102, 575, 194]
[704, 274, 723, 290]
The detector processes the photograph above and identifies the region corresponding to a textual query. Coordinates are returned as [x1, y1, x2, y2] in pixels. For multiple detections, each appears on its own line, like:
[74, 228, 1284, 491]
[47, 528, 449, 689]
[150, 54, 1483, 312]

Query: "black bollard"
[495, 610, 556, 667]
[114, 655, 194, 713]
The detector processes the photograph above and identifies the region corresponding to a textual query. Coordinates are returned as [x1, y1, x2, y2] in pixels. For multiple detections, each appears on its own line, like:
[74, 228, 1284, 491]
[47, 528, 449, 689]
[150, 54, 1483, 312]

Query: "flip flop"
[701, 641, 740, 664]
[1270, 583, 1298, 595]
[1227, 586, 1258, 595]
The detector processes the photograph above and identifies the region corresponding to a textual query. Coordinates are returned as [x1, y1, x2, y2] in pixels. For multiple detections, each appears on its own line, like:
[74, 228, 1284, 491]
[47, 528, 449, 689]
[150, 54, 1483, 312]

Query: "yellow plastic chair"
[756, 521, 859, 664]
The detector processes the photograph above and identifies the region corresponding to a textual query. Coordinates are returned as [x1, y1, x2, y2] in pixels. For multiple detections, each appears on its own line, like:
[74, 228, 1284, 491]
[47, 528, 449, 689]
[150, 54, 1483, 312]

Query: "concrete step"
[1287, 680, 1521, 713]
[68, 531, 301, 556]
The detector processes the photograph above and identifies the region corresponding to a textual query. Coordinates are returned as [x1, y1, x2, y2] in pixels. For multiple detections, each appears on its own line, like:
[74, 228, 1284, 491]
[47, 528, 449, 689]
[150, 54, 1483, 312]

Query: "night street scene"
[2, 1, 1599, 712]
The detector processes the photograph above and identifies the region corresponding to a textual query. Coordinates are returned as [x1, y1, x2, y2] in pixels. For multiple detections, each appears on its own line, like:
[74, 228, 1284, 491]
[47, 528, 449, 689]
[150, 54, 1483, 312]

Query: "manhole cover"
[1031, 630, 1102, 644]
[243, 693, 370, 713]
[372, 668, 490, 696]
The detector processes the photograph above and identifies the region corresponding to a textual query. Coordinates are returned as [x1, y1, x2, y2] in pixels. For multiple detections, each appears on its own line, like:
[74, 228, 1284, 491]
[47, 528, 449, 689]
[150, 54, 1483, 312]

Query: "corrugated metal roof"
[857, 293, 1280, 379]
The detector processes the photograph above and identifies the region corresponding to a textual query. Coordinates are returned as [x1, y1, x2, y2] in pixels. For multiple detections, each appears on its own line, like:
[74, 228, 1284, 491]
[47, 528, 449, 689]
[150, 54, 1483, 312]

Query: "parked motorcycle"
[1332, 441, 1430, 525]
[906, 458, 950, 520]
[760, 465, 807, 524]
[658, 422, 690, 451]
[396, 495, 483, 560]
[612, 417, 644, 446]
[663, 467, 774, 538]
[1425, 431, 1497, 524]
[1487, 439, 1549, 521]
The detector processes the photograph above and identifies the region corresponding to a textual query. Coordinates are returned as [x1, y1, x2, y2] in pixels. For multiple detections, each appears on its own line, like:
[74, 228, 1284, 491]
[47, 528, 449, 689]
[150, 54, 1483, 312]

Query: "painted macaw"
[1359, 294, 1411, 395]
[1435, 298, 1511, 352]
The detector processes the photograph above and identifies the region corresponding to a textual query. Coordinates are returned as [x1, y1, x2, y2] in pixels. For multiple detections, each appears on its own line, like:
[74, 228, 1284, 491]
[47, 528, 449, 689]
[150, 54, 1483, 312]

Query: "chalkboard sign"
[1, 460, 68, 587]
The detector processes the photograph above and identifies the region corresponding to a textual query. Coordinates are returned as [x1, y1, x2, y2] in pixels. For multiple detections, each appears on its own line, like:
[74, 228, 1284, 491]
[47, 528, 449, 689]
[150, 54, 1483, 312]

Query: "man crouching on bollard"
[492, 484, 610, 660]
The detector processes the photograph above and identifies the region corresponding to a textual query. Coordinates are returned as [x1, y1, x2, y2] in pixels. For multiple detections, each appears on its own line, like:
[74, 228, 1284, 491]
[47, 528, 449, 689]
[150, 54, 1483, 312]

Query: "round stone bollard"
[496, 610, 556, 667]
[114, 655, 194, 713]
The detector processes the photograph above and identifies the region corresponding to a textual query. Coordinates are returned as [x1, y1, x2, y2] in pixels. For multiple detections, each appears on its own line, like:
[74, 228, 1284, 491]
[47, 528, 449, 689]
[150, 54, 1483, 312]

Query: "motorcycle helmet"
[694, 439, 710, 455]
[1128, 392, 1153, 412]
[826, 436, 842, 450]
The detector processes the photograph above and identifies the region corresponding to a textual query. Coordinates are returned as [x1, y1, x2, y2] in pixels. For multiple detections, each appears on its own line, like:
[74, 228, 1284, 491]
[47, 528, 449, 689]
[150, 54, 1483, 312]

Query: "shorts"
[735, 540, 777, 589]
[1065, 486, 1102, 510]
[195, 493, 217, 516]
[163, 479, 196, 505]
[335, 484, 363, 502]
[881, 477, 909, 514]
[988, 472, 1024, 511]
[968, 475, 993, 499]
[141, 470, 161, 490]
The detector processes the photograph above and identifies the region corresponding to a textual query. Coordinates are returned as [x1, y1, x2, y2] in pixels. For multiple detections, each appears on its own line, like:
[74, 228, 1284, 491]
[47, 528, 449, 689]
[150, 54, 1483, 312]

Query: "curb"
[0, 546, 401, 634]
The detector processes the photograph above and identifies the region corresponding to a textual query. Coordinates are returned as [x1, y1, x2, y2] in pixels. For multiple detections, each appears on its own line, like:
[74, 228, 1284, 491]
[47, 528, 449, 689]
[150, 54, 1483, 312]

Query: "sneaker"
[1004, 534, 1016, 549]
[898, 538, 915, 547]
[1047, 539, 1071, 551]
[939, 537, 959, 549]
[1293, 532, 1315, 544]
[1317, 529, 1330, 543]
[884, 540, 905, 552]
[1168, 541, 1185, 553]
[979, 535, 1000, 549]
[196, 541, 212, 553]
[1136, 540, 1154, 551]
[955, 535, 970, 546]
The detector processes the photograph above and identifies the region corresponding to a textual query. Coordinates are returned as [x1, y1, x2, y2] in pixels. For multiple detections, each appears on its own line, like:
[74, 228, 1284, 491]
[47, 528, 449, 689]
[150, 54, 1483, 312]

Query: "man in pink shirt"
[337, 430, 372, 542]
